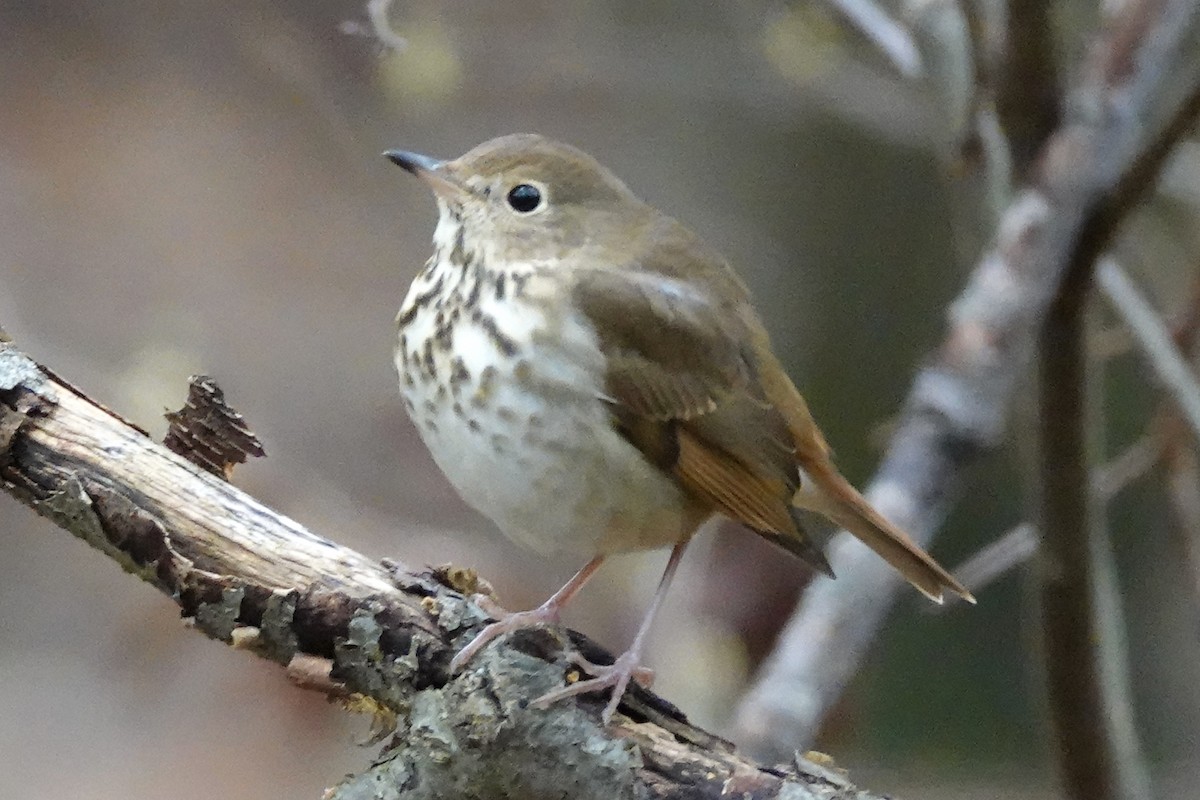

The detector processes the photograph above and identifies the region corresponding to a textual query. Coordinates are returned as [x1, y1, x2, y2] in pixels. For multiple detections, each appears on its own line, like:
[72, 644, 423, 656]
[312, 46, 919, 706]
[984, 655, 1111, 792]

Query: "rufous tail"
[796, 466, 975, 604]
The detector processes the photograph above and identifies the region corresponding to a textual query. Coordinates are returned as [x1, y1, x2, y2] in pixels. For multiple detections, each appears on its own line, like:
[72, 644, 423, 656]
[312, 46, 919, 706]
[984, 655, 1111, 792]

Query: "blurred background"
[1, 2, 1198, 798]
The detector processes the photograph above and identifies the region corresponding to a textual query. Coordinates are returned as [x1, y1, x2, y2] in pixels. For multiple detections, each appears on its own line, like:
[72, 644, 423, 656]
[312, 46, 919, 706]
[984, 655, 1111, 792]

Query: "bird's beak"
[383, 149, 469, 201]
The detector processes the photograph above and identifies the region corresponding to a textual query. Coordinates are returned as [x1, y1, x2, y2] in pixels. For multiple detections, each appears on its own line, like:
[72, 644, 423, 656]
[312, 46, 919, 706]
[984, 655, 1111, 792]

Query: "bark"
[0, 341, 891, 800]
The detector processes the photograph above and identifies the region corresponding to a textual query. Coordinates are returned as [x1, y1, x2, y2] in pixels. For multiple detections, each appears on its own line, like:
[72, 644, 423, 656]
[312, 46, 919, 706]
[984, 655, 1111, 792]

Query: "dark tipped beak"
[383, 148, 467, 200]
[383, 149, 443, 175]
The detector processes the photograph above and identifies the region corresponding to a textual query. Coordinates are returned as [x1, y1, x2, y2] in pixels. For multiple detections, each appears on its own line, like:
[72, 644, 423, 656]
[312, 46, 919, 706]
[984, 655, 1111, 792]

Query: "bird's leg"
[450, 555, 605, 673]
[532, 539, 689, 724]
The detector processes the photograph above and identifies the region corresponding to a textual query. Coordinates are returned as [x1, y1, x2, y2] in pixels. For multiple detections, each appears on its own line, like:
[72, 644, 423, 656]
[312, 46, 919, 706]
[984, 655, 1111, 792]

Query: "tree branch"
[366, 0, 407, 52]
[0, 340, 896, 800]
[733, 0, 1200, 760]
[824, 0, 924, 78]
[1097, 258, 1200, 444]
[994, 0, 1062, 172]
[1037, 246, 1151, 800]
[1164, 422, 1200, 609]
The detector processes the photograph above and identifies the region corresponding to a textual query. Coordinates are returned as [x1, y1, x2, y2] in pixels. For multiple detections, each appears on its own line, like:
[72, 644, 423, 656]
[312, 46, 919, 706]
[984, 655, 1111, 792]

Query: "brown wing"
[571, 259, 833, 575]
[570, 204, 973, 600]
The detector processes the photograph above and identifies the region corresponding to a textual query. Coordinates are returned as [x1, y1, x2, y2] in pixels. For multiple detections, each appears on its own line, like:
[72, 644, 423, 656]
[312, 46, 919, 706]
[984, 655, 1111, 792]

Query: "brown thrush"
[384, 134, 972, 723]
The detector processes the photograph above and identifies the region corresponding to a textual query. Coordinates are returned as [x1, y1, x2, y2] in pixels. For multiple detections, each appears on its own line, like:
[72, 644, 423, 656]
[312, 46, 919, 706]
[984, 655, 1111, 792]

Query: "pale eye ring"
[506, 183, 543, 213]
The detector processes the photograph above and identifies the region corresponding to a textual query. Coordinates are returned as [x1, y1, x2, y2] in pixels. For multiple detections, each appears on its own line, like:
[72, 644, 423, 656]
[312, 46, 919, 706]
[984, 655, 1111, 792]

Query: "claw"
[566, 650, 654, 688]
[447, 543, 686, 726]
[532, 648, 650, 723]
[449, 603, 561, 674]
[449, 556, 606, 674]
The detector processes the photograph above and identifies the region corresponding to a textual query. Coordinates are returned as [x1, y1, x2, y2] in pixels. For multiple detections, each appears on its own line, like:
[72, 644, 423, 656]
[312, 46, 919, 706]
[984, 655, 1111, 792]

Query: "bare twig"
[1160, 266, 1200, 611]
[937, 521, 1038, 602]
[936, 264, 1200, 602]
[1098, 258, 1200, 442]
[825, 0, 925, 78]
[0, 341, 890, 800]
[926, 209, 1200, 609]
[972, 101, 1016, 216]
[995, 0, 1062, 172]
[733, 0, 1200, 760]
[1037, 247, 1151, 800]
[1166, 264, 1200, 349]
[366, 0, 407, 52]
[1163, 427, 1200, 603]
[1093, 430, 1165, 500]
[929, 429, 1164, 611]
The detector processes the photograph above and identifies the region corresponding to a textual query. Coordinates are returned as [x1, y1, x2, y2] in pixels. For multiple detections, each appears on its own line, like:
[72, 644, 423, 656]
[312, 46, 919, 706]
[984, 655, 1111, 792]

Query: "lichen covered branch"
[0, 341, 889, 800]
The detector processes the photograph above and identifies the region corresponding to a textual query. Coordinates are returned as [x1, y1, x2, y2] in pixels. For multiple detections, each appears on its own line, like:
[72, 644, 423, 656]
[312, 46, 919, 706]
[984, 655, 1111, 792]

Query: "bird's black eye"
[506, 183, 543, 213]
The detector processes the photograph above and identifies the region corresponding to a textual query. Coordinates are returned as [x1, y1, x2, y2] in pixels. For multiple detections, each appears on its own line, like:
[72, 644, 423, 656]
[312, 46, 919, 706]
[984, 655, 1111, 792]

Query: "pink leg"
[449, 555, 605, 674]
[532, 539, 689, 724]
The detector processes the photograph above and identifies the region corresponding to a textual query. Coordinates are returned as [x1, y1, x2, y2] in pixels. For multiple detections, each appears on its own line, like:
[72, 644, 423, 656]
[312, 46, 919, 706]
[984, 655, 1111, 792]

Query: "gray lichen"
[332, 644, 644, 800]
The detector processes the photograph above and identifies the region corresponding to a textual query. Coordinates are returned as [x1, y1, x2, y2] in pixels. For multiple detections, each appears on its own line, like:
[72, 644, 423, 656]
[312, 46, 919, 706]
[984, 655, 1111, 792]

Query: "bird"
[383, 133, 972, 723]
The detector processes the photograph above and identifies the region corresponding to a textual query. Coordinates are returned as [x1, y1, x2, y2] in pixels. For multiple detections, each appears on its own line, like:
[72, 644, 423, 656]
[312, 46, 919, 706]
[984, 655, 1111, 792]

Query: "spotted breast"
[394, 206, 702, 557]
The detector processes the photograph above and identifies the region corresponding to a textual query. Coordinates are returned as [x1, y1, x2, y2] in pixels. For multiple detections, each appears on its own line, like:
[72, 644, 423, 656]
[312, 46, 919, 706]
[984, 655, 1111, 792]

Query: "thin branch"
[930, 260, 1200, 607]
[928, 428, 1170, 616]
[1163, 426, 1200, 606]
[1037, 245, 1151, 800]
[366, 0, 407, 52]
[1166, 261, 1200, 348]
[0, 341, 890, 800]
[733, 0, 1200, 761]
[1143, 264, 1200, 623]
[936, 521, 1037, 603]
[994, 0, 1062, 172]
[350, 0, 410, 51]
[972, 101, 1016, 216]
[952, 0, 1002, 88]
[1160, 265, 1200, 614]
[825, 0, 925, 78]
[1098, 258, 1200, 443]
[928, 428, 1166, 613]
[1093, 429, 1165, 501]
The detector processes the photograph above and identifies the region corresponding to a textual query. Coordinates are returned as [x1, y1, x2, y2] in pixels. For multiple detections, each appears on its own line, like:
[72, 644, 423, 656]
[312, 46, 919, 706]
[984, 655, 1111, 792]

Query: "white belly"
[395, 266, 699, 556]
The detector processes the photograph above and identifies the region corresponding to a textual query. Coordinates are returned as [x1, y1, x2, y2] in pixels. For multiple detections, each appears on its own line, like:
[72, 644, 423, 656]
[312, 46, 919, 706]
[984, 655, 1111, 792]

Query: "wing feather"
[568, 216, 971, 602]
[571, 261, 825, 569]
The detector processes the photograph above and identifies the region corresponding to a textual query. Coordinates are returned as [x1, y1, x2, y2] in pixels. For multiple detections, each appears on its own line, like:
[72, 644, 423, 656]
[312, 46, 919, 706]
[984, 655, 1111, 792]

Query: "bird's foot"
[531, 649, 654, 724]
[449, 598, 561, 674]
